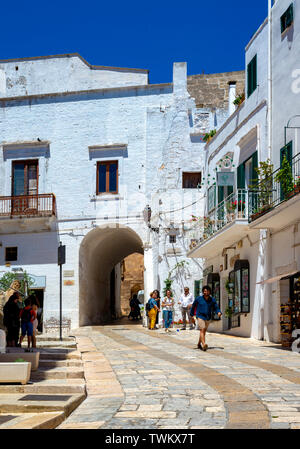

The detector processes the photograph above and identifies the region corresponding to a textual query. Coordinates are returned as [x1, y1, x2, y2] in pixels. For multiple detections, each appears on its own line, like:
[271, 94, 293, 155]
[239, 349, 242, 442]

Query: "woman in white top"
[161, 289, 174, 332]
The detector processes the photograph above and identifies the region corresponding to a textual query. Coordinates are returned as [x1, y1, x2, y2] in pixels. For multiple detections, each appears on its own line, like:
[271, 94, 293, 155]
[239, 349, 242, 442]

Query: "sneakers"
[202, 344, 208, 351]
[197, 343, 202, 350]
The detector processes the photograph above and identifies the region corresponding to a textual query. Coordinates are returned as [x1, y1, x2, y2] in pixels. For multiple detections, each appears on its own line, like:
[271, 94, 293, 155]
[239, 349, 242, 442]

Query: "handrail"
[0, 193, 56, 217]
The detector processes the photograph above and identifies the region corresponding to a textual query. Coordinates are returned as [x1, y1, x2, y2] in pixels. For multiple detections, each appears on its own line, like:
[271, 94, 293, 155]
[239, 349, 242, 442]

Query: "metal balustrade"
[248, 152, 300, 222]
[202, 189, 248, 241]
[0, 194, 56, 218]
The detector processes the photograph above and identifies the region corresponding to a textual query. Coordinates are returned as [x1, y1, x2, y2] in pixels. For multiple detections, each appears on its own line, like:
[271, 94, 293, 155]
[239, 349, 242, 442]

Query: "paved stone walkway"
[59, 324, 300, 429]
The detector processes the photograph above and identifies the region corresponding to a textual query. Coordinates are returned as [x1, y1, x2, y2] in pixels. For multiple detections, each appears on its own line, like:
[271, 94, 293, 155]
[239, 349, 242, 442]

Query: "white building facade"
[0, 53, 235, 331]
[188, 0, 300, 344]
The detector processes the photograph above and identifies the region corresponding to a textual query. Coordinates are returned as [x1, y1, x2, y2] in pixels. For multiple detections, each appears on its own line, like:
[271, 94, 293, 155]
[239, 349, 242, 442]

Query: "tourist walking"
[190, 285, 222, 351]
[3, 293, 20, 347]
[19, 297, 37, 351]
[148, 291, 160, 330]
[28, 295, 39, 349]
[162, 289, 174, 332]
[178, 286, 194, 330]
[153, 289, 161, 329]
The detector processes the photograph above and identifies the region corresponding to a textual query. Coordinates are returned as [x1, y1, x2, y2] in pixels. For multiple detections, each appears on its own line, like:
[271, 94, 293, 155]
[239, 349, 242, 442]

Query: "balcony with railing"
[248, 152, 300, 230]
[188, 189, 251, 258]
[0, 194, 56, 218]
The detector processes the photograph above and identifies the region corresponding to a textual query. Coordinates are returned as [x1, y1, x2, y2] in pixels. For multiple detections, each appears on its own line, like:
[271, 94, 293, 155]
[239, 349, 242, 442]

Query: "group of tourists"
[146, 285, 222, 351]
[3, 292, 39, 351]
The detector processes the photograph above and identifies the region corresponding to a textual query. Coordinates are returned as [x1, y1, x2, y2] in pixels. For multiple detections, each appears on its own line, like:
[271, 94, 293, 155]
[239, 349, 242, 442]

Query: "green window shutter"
[281, 141, 293, 167]
[218, 186, 224, 204]
[281, 4, 294, 33]
[237, 163, 245, 189]
[228, 185, 233, 196]
[247, 55, 257, 98]
[251, 151, 258, 185]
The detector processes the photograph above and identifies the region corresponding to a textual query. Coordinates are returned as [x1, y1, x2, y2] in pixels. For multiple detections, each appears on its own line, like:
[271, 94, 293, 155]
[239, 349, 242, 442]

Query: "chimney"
[173, 62, 187, 98]
[228, 81, 236, 116]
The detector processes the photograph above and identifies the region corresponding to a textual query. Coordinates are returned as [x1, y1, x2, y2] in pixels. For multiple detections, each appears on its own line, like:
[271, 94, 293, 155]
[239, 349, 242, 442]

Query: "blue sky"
[1, 0, 268, 84]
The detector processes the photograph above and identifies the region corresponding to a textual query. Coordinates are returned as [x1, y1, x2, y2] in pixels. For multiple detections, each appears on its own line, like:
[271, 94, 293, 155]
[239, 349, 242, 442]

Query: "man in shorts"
[190, 285, 222, 351]
[19, 298, 36, 352]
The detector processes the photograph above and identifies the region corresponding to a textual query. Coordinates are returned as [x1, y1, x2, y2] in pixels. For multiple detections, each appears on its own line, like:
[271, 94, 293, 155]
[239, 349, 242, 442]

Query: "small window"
[169, 235, 176, 244]
[281, 4, 294, 33]
[247, 55, 257, 98]
[182, 172, 201, 189]
[97, 161, 118, 194]
[5, 247, 18, 262]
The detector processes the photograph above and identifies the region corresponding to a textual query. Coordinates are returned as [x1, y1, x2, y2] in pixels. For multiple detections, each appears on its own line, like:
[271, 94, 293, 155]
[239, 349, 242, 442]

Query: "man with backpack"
[19, 298, 37, 352]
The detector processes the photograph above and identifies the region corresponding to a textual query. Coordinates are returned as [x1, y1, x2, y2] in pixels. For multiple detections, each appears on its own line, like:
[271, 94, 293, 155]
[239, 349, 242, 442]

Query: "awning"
[257, 270, 300, 285]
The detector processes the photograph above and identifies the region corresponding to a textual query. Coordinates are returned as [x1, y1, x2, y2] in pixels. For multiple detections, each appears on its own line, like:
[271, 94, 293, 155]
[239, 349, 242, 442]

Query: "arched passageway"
[79, 224, 144, 326]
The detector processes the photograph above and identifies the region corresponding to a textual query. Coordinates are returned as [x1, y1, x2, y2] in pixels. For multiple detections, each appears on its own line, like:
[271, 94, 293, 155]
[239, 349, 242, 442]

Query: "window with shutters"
[97, 161, 118, 194]
[182, 172, 201, 188]
[237, 151, 258, 189]
[12, 160, 38, 197]
[169, 235, 176, 244]
[247, 55, 257, 98]
[281, 4, 294, 33]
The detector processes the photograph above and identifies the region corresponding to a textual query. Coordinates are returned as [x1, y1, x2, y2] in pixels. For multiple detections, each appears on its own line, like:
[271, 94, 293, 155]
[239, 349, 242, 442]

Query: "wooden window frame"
[169, 235, 176, 244]
[96, 160, 118, 195]
[182, 172, 202, 189]
[281, 3, 294, 34]
[11, 159, 39, 197]
[5, 247, 18, 262]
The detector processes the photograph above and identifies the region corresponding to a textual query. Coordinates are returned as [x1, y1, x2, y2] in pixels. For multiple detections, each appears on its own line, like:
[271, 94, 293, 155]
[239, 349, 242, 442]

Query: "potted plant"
[294, 176, 300, 194]
[203, 129, 216, 143]
[274, 155, 294, 200]
[233, 92, 245, 107]
[226, 200, 237, 220]
[225, 279, 234, 295]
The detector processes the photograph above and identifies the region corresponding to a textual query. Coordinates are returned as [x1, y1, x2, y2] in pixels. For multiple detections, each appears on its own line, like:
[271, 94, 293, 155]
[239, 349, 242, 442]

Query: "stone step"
[36, 336, 76, 342]
[0, 382, 86, 395]
[39, 359, 82, 368]
[39, 350, 81, 360]
[30, 367, 85, 381]
[21, 341, 77, 349]
[0, 411, 65, 429]
[0, 393, 85, 415]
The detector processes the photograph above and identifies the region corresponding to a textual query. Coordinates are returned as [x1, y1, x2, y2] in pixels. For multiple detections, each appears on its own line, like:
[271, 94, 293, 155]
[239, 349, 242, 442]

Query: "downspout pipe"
[267, 0, 272, 160]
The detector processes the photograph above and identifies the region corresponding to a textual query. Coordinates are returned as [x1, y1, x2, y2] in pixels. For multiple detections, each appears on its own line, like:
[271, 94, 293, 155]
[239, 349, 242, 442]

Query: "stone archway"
[79, 224, 144, 326]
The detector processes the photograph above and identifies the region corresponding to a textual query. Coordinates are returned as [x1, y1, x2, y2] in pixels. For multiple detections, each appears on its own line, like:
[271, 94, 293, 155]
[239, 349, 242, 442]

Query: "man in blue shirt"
[190, 285, 222, 351]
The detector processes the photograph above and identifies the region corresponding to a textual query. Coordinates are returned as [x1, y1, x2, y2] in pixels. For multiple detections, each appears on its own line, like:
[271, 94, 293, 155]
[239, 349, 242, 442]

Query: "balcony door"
[12, 160, 38, 214]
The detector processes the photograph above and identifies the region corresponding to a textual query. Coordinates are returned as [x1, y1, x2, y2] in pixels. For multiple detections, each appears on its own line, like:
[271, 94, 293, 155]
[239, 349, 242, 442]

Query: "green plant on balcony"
[203, 216, 214, 237]
[255, 159, 274, 205]
[294, 176, 300, 193]
[224, 306, 233, 318]
[274, 155, 294, 199]
[233, 92, 245, 107]
[203, 129, 216, 143]
[226, 200, 237, 215]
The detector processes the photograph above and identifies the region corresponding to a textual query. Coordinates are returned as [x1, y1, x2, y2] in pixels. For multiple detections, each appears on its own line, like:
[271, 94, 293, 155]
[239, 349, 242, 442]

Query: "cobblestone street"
[59, 323, 300, 429]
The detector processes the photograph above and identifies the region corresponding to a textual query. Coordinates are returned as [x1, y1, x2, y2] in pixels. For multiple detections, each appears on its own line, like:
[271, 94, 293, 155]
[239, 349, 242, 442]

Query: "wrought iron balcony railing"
[248, 152, 300, 222]
[0, 194, 56, 218]
[202, 189, 248, 241]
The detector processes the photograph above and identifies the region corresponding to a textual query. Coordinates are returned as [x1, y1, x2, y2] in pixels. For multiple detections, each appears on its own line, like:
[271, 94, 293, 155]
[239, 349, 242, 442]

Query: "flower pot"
[294, 186, 300, 194]
[0, 351, 40, 371]
[0, 362, 31, 385]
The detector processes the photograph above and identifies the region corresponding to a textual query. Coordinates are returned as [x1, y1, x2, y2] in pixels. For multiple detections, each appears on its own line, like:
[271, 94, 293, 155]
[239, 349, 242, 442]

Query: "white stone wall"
[0, 54, 148, 98]
[0, 57, 230, 330]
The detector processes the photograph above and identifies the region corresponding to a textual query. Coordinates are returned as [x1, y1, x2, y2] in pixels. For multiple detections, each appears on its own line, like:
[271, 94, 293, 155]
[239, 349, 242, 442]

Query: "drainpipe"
[267, 0, 272, 160]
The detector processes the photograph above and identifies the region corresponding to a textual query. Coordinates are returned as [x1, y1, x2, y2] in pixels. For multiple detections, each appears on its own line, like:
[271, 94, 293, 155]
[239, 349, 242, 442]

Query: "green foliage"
[163, 261, 190, 296]
[14, 358, 26, 363]
[224, 306, 233, 318]
[275, 155, 294, 199]
[225, 279, 234, 295]
[0, 271, 34, 296]
[233, 92, 245, 106]
[163, 278, 173, 297]
[203, 129, 216, 143]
